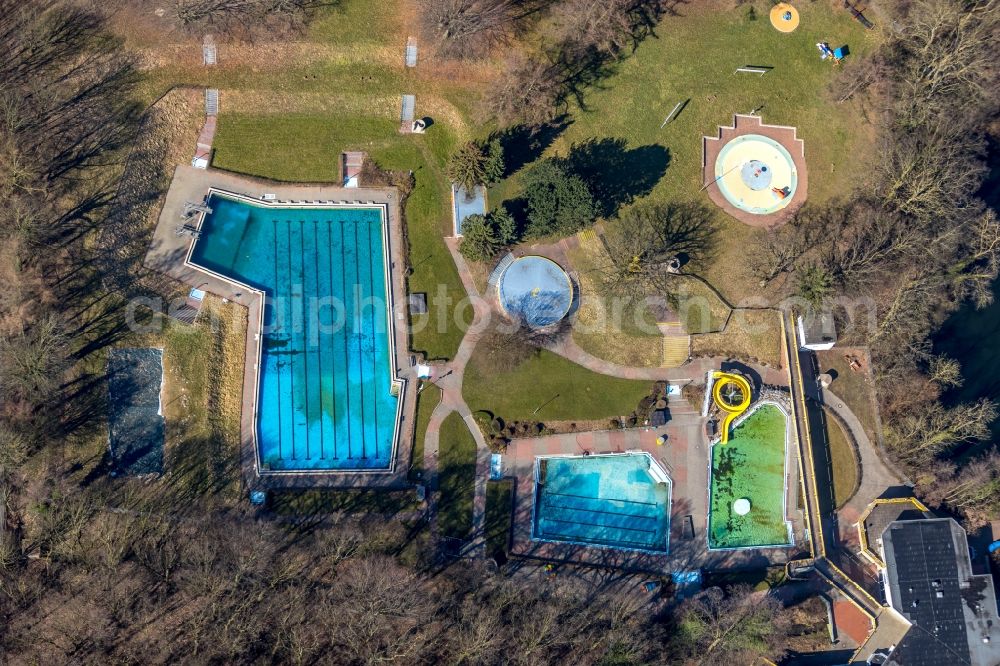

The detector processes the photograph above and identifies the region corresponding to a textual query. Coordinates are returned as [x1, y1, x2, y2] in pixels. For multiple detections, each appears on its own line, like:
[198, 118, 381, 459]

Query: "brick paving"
[702, 114, 808, 228]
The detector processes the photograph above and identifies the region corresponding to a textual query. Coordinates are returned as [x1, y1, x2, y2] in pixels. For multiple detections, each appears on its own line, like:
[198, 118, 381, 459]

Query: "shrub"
[447, 139, 505, 191]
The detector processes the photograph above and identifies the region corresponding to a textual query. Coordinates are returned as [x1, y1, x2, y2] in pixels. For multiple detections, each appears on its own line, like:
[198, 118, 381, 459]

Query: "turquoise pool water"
[189, 193, 398, 471]
[533, 453, 671, 553]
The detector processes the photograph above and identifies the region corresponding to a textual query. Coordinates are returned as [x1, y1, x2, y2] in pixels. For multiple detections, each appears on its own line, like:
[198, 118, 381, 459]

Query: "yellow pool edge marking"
[711, 371, 752, 444]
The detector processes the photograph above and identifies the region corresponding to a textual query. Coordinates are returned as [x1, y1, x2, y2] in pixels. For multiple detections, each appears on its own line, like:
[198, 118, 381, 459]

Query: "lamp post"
[533, 393, 559, 415]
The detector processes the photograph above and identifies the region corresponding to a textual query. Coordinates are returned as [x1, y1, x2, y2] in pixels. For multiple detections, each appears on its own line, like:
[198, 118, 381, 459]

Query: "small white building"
[797, 312, 836, 351]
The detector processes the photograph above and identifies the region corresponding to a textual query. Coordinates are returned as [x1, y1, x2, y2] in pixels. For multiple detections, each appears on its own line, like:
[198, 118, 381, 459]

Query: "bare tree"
[172, 0, 319, 35]
[0, 314, 69, 406]
[548, 0, 652, 58]
[924, 451, 1000, 529]
[600, 201, 716, 299]
[488, 52, 567, 125]
[422, 0, 533, 59]
[885, 398, 996, 465]
[674, 584, 786, 664]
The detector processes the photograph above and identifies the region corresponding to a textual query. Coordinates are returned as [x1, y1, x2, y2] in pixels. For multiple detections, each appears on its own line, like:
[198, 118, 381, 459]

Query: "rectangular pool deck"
[502, 405, 806, 573]
[146, 165, 418, 489]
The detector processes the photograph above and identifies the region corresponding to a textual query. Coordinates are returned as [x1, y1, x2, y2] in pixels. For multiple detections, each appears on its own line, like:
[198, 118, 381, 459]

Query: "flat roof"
[883, 518, 1000, 666]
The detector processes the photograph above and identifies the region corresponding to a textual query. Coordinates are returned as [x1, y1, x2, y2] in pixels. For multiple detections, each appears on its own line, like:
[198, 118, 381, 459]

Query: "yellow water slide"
[712, 371, 752, 444]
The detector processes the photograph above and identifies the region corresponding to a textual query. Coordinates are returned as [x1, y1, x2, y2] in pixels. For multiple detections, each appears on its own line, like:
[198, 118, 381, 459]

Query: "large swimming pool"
[532, 453, 671, 553]
[189, 192, 400, 472]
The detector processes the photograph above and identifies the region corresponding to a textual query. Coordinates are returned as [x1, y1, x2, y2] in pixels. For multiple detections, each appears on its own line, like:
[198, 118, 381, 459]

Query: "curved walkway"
[422, 239, 491, 556]
[422, 238, 789, 558]
[820, 386, 905, 544]
[546, 335, 789, 387]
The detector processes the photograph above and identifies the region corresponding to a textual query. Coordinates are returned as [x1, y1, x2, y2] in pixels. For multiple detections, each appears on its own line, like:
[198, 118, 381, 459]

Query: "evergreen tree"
[522, 159, 595, 238]
[459, 214, 501, 261]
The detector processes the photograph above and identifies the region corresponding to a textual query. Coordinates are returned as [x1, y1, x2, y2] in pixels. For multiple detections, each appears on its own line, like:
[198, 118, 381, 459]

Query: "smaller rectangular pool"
[532, 453, 671, 553]
[708, 403, 792, 549]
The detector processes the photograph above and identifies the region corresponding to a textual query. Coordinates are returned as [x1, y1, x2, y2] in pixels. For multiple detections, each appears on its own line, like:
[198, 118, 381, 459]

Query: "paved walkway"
[821, 386, 904, 547]
[422, 239, 491, 556]
[546, 336, 789, 387]
[421, 237, 789, 560]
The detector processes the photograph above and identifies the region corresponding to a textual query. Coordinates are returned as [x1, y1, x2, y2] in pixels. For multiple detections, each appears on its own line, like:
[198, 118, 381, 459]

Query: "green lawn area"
[463, 348, 653, 422]
[438, 411, 478, 540]
[709, 404, 791, 549]
[495, 2, 878, 306]
[211, 112, 472, 359]
[409, 382, 442, 480]
[824, 407, 860, 509]
[484, 479, 513, 562]
[691, 308, 784, 368]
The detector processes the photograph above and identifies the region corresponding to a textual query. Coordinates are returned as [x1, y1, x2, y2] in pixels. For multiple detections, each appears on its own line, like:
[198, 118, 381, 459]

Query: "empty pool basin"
[497, 256, 573, 328]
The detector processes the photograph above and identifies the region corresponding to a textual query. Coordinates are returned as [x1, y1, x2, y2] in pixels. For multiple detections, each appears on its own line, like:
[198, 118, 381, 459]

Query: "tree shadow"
[491, 116, 574, 177]
[565, 138, 670, 218]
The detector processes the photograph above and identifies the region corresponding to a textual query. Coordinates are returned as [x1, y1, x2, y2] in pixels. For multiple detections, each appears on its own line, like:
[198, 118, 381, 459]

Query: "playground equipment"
[770, 3, 800, 33]
[711, 371, 753, 444]
[817, 42, 849, 64]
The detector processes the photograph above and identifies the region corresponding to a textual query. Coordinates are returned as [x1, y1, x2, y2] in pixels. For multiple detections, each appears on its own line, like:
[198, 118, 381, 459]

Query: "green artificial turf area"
[463, 348, 652, 422]
[709, 403, 791, 549]
[438, 412, 478, 540]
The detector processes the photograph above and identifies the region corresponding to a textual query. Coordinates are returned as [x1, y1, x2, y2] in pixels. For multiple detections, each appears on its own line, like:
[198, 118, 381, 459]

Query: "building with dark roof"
[858, 497, 933, 567]
[879, 518, 1000, 666]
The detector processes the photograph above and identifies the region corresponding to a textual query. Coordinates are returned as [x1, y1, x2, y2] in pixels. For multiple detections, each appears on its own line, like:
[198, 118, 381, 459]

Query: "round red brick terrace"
[702, 114, 808, 228]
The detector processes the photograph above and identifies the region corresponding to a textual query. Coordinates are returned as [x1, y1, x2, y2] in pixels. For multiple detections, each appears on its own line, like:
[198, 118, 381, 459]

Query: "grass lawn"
[495, 1, 878, 307]
[211, 112, 472, 359]
[709, 404, 790, 548]
[566, 242, 663, 367]
[814, 349, 880, 443]
[691, 308, 784, 368]
[824, 407, 860, 509]
[464, 348, 653, 422]
[670, 275, 732, 334]
[438, 411, 478, 540]
[484, 479, 514, 562]
[409, 382, 442, 480]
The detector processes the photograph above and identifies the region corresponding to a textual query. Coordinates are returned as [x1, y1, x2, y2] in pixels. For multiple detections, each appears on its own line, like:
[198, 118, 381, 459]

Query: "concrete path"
[821, 386, 905, 546]
[422, 234, 789, 559]
[421, 239, 491, 556]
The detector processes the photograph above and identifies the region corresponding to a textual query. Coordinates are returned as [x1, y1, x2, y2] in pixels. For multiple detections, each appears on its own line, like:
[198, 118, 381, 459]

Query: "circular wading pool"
[715, 134, 798, 216]
[498, 256, 573, 327]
